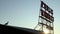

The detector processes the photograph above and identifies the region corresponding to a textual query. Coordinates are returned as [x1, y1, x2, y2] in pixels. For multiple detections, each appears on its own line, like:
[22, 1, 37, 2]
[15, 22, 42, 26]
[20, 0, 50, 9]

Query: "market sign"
[40, 1, 54, 22]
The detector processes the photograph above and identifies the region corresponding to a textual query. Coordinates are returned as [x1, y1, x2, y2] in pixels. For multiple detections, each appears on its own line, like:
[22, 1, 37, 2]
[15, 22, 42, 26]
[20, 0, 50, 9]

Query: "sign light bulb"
[43, 29, 49, 34]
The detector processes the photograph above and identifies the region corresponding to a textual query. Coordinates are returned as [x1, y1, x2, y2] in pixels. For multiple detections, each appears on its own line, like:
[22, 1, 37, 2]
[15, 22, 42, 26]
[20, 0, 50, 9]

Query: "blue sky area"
[0, 0, 60, 34]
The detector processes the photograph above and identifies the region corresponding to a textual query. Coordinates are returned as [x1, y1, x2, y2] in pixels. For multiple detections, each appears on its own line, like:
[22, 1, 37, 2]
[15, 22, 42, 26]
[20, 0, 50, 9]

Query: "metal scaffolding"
[34, 1, 54, 34]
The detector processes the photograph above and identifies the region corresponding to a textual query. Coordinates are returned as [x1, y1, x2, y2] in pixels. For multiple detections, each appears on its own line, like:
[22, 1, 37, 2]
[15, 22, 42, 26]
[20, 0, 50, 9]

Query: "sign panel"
[41, 9, 54, 22]
[41, 1, 53, 14]
[40, 1, 54, 22]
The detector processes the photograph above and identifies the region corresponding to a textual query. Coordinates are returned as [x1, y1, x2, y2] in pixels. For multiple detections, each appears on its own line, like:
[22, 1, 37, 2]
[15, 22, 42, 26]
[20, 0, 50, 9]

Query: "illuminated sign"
[41, 1, 53, 14]
[40, 1, 54, 22]
[41, 9, 54, 22]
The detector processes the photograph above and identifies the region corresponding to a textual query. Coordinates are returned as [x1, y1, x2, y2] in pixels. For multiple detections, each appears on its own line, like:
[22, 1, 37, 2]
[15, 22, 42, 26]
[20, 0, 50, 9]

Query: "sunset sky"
[0, 0, 60, 34]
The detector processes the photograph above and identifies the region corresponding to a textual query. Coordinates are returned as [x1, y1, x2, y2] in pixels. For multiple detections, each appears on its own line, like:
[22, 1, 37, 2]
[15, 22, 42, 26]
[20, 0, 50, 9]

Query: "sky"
[0, 0, 60, 34]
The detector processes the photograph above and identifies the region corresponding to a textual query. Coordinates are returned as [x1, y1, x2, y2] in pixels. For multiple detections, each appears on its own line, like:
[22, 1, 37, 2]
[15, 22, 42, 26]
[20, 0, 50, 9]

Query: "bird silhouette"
[5, 21, 9, 25]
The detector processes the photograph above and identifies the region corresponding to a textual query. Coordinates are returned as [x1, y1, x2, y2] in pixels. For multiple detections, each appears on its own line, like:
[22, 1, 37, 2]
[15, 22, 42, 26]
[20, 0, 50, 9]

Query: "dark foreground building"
[0, 24, 43, 34]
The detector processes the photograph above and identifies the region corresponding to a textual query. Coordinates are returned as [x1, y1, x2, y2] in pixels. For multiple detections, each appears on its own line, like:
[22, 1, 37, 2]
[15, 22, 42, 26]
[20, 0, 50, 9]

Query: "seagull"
[5, 21, 9, 25]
